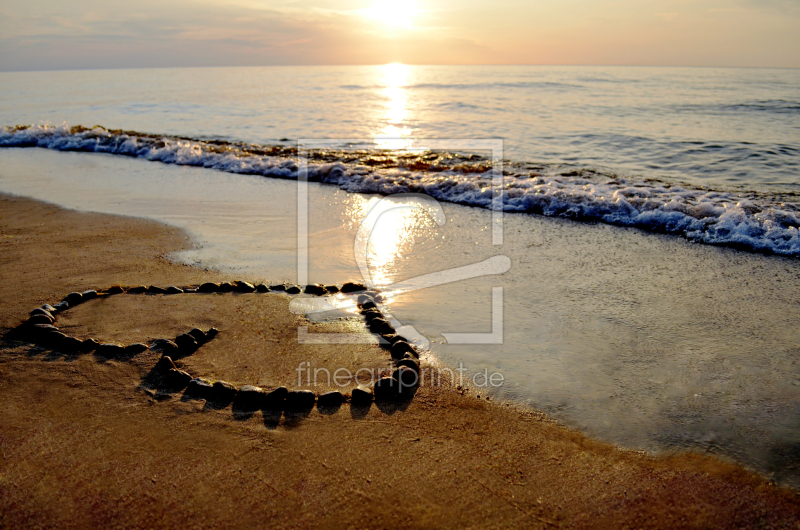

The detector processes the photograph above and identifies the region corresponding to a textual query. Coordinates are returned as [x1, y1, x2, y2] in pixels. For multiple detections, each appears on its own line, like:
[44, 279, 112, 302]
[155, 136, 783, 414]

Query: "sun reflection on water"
[346, 195, 437, 292]
[375, 63, 414, 150]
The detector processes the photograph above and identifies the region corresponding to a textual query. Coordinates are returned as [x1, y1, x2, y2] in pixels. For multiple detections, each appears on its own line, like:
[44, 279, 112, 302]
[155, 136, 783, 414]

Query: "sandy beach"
[0, 192, 799, 529]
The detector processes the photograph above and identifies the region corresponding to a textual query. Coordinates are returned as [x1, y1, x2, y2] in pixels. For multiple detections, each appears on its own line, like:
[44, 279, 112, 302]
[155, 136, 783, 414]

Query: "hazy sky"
[1, 0, 798, 71]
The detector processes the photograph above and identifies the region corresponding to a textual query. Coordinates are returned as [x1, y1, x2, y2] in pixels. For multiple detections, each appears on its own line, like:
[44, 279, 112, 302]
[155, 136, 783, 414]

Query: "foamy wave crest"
[3, 124, 799, 257]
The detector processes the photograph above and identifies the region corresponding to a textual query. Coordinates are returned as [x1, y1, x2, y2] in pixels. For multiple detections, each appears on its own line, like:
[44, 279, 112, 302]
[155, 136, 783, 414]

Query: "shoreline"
[2, 192, 800, 528]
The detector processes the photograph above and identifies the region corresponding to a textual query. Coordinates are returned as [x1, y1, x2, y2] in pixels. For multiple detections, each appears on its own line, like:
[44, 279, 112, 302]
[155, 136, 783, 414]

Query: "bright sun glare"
[363, 0, 419, 30]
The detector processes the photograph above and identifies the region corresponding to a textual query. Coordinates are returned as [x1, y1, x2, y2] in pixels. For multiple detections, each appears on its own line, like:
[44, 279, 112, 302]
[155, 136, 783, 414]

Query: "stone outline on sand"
[14, 281, 422, 425]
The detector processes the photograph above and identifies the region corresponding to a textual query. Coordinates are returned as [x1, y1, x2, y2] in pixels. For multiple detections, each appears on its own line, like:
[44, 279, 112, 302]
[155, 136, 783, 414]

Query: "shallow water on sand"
[2, 147, 800, 487]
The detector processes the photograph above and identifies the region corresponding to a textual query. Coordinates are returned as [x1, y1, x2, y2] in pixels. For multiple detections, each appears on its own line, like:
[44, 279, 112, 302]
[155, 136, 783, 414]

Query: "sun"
[362, 0, 420, 30]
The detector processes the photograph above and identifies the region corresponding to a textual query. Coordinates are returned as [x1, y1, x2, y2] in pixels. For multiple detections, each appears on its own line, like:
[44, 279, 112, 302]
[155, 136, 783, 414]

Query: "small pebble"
[255, 284, 269, 293]
[107, 286, 124, 295]
[96, 343, 125, 358]
[27, 314, 54, 326]
[41, 304, 57, 313]
[198, 282, 220, 293]
[188, 328, 206, 343]
[350, 385, 373, 405]
[165, 286, 183, 294]
[341, 282, 367, 293]
[285, 285, 301, 294]
[325, 285, 339, 294]
[304, 284, 326, 296]
[127, 286, 148, 294]
[81, 290, 98, 300]
[64, 292, 83, 306]
[317, 391, 344, 409]
[148, 286, 167, 294]
[155, 355, 177, 372]
[53, 302, 69, 312]
[373, 377, 401, 401]
[185, 378, 214, 399]
[174, 334, 198, 353]
[285, 390, 316, 411]
[81, 338, 99, 352]
[124, 343, 149, 355]
[235, 281, 256, 293]
[211, 381, 238, 403]
[264, 387, 288, 410]
[233, 385, 266, 411]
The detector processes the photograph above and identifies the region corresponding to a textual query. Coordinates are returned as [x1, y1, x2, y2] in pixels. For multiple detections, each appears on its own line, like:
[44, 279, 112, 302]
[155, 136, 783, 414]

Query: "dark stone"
[27, 314, 54, 326]
[218, 282, 235, 292]
[127, 285, 148, 294]
[155, 355, 177, 372]
[210, 381, 238, 404]
[394, 366, 419, 389]
[360, 300, 377, 311]
[357, 294, 375, 308]
[285, 390, 316, 411]
[81, 290, 98, 300]
[263, 387, 288, 410]
[185, 378, 214, 399]
[41, 304, 57, 313]
[148, 285, 167, 294]
[151, 339, 179, 357]
[30, 308, 53, 318]
[268, 284, 286, 292]
[304, 284, 326, 296]
[124, 343, 149, 355]
[59, 336, 84, 353]
[379, 321, 395, 336]
[64, 292, 83, 306]
[107, 286, 124, 295]
[368, 318, 388, 333]
[341, 282, 367, 293]
[29, 324, 58, 335]
[350, 386, 373, 405]
[175, 334, 198, 353]
[235, 281, 256, 293]
[373, 377, 401, 401]
[389, 334, 409, 345]
[165, 286, 184, 294]
[391, 341, 418, 360]
[255, 284, 269, 293]
[233, 385, 266, 411]
[317, 391, 344, 409]
[53, 302, 69, 312]
[188, 328, 206, 343]
[325, 285, 340, 294]
[285, 285, 301, 294]
[43, 331, 69, 347]
[396, 357, 420, 374]
[362, 309, 382, 322]
[198, 282, 220, 293]
[163, 369, 192, 391]
[81, 338, 99, 352]
[206, 327, 219, 340]
[96, 343, 125, 358]
[183, 288, 198, 294]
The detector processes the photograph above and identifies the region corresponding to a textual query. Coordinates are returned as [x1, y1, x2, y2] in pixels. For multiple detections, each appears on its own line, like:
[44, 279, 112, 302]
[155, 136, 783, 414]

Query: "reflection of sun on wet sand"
[2, 192, 800, 528]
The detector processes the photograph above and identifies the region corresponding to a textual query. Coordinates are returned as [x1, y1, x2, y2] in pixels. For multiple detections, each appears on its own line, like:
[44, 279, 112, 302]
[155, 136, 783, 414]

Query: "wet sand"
[1, 193, 799, 529]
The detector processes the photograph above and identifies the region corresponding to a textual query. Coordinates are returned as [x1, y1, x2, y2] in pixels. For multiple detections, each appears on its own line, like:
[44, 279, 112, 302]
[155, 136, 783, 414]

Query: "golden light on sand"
[362, 0, 420, 30]
[375, 63, 413, 150]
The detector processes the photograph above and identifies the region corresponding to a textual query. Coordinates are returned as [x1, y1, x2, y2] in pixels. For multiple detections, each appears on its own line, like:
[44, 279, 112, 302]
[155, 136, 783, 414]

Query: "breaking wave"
[3, 124, 799, 257]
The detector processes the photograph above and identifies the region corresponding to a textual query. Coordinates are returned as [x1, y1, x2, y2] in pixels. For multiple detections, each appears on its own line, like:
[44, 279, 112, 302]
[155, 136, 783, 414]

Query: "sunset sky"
[1, 0, 798, 71]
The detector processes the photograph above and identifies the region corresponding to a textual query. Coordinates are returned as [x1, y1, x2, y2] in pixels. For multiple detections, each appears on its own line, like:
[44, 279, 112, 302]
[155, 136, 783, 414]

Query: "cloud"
[0, 0, 797, 70]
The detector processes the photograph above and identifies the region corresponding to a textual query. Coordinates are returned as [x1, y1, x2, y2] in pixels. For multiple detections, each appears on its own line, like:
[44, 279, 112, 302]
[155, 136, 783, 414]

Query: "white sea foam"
[3, 124, 799, 257]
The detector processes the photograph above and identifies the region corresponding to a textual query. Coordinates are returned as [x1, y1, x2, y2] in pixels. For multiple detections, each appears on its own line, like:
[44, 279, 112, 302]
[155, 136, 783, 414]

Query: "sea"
[1, 64, 799, 486]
